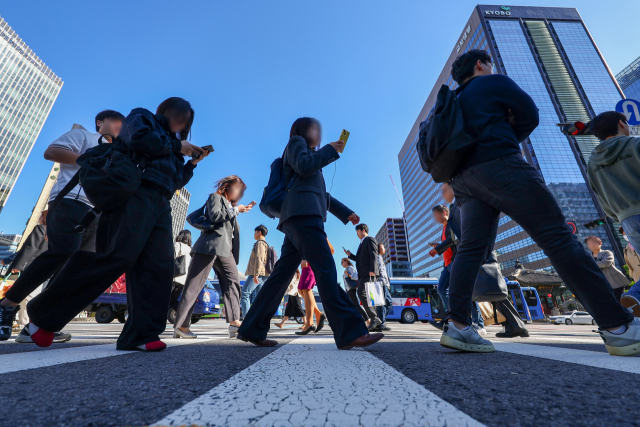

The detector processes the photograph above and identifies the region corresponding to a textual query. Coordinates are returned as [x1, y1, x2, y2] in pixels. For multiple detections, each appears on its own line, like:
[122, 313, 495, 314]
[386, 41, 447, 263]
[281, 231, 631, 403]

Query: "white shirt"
[48, 129, 102, 207]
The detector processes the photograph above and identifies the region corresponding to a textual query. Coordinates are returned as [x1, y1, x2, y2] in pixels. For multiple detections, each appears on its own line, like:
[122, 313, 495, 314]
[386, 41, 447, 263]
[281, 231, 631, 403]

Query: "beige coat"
[245, 238, 268, 277]
[624, 245, 640, 282]
[594, 250, 630, 289]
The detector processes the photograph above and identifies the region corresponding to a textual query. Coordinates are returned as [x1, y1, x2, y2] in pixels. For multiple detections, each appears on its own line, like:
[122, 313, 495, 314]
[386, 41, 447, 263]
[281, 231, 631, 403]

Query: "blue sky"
[0, 0, 638, 271]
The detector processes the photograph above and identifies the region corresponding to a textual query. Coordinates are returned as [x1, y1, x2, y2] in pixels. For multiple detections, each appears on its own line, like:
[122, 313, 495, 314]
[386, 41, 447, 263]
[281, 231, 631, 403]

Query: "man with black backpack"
[240, 224, 275, 318]
[431, 49, 639, 356]
[0, 110, 125, 343]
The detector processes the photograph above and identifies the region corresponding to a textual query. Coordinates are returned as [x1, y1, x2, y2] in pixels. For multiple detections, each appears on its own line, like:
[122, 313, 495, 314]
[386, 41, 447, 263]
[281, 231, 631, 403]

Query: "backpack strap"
[50, 172, 81, 210]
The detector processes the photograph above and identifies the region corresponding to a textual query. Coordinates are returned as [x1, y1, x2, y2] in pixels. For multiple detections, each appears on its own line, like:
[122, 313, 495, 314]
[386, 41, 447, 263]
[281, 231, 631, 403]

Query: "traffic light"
[583, 216, 608, 230]
[558, 121, 593, 136]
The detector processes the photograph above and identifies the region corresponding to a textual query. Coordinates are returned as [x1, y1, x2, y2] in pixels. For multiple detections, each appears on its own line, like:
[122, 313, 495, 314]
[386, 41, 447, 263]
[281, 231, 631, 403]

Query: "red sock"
[29, 323, 54, 348]
[137, 340, 166, 351]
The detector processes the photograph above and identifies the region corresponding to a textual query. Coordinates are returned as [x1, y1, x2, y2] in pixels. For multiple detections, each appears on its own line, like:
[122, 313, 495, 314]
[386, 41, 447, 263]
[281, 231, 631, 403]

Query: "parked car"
[549, 310, 595, 325]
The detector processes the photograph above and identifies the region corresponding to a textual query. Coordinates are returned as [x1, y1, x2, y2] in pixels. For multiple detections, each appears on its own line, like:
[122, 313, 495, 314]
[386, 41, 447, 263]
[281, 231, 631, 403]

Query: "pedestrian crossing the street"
[0, 321, 637, 426]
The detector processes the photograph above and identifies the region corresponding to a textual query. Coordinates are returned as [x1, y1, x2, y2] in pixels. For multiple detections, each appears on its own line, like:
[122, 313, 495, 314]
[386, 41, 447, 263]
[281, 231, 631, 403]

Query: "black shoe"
[367, 317, 382, 332]
[496, 328, 529, 338]
[371, 326, 382, 332]
[295, 325, 316, 335]
[428, 320, 444, 331]
[380, 324, 392, 331]
[0, 304, 19, 341]
[315, 313, 327, 333]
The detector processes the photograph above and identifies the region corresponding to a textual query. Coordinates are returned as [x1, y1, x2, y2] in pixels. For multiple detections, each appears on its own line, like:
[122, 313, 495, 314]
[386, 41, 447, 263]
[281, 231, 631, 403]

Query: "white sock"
[609, 325, 628, 335]
[449, 321, 470, 331]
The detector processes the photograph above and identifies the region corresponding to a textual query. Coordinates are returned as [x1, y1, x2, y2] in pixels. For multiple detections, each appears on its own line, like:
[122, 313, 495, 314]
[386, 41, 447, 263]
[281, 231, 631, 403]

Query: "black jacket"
[11, 225, 48, 271]
[118, 108, 196, 196]
[456, 74, 539, 172]
[348, 236, 379, 281]
[279, 136, 353, 230]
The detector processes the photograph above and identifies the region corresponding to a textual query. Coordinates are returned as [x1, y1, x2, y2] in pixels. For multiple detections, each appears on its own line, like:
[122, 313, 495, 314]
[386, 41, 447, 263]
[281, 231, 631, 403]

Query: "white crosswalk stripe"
[153, 336, 485, 427]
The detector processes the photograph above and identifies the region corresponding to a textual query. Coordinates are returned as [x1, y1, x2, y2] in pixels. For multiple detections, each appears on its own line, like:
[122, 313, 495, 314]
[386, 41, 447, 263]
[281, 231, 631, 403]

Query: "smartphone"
[429, 242, 440, 247]
[337, 129, 350, 153]
[192, 145, 214, 160]
[248, 201, 257, 207]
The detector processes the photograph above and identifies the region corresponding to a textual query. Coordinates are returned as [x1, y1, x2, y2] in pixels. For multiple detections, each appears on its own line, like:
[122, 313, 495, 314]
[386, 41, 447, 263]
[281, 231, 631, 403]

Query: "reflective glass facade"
[617, 55, 640, 102]
[170, 187, 191, 239]
[0, 16, 62, 214]
[397, 6, 623, 277]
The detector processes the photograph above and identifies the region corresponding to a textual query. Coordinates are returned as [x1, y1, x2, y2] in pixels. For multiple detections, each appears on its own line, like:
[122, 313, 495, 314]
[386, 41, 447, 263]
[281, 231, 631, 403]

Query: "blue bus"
[506, 281, 545, 322]
[521, 286, 545, 320]
[385, 278, 441, 324]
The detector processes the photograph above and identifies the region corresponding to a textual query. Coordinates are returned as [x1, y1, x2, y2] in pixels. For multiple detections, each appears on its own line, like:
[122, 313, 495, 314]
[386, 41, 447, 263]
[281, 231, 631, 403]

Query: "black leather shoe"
[380, 324, 392, 331]
[367, 317, 382, 332]
[295, 325, 316, 335]
[339, 333, 384, 350]
[428, 320, 444, 331]
[315, 313, 327, 333]
[496, 328, 529, 338]
[237, 334, 278, 347]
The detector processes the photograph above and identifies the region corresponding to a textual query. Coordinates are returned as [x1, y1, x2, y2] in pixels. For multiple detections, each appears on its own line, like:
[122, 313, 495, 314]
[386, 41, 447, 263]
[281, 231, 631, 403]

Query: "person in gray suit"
[174, 175, 255, 339]
[237, 117, 384, 350]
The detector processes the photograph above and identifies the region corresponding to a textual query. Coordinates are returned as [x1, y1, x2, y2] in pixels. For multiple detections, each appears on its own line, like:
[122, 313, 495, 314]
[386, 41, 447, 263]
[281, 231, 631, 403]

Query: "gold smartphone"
[338, 129, 350, 153]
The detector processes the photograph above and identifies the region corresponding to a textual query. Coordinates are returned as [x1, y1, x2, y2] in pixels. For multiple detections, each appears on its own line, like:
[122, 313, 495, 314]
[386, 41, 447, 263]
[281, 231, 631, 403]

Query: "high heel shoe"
[315, 313, 327, 333]
[173, 328, 197, 339]
[229, 325, 240, 338]
[295, 325, 316, 335]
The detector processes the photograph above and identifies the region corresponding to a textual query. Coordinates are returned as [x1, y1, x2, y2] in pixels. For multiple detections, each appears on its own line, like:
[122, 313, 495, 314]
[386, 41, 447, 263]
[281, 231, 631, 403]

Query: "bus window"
[418, 287, 429, 304]
[523, 290, 539, 306]
[390, 284, 418, 298]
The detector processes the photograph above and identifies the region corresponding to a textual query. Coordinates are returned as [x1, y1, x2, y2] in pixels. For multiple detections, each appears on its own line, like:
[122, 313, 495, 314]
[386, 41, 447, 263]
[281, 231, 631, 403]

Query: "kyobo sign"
[485, 6, 512, 16]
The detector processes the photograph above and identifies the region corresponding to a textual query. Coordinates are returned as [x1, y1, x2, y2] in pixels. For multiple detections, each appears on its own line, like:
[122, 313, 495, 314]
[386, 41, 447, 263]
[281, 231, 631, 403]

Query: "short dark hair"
[584, 236, 602, 245]
[290, 117, 321, 146]
[432, 204, 449, 214]
[355, 223, 369, 234]
[451, 49, 492, 84]
[590, 111, 627, 141]
[156, 97, 194, 141]
[255, 224, 268, 237]
[619, 226, 625, 235]
[176, 229, 192, 247]
[95, 110, 125, 132]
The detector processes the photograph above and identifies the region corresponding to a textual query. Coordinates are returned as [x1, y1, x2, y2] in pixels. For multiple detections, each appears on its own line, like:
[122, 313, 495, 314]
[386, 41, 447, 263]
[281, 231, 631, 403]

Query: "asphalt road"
[0, 319, 638, 427]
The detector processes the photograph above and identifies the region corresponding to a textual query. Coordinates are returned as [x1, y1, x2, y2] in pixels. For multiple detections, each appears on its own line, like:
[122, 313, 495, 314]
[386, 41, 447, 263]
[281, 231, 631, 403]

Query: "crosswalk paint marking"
[153, 337, 485, 427]
[494, 342, 640, 374]
[0, 337, 223, 375]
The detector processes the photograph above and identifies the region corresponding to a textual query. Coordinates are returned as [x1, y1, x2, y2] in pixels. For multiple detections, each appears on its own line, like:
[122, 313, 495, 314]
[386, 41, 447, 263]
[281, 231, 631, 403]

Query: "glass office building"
[398, 5, 624, 278]
[0, 15, 62, 215]
[170, 187, 191, 239]
[617, 55, 640, 102]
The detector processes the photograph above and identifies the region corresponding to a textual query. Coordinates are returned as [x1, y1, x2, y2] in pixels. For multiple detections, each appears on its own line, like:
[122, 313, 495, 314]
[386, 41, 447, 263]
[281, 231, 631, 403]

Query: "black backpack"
[51, 136, 145, 231]
[416, 84, 477, 183]
[259, 146, 297, 219]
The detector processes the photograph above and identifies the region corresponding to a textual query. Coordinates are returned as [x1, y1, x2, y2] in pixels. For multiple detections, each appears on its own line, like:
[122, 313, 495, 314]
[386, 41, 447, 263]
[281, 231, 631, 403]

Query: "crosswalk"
[0, 322, 637, 426]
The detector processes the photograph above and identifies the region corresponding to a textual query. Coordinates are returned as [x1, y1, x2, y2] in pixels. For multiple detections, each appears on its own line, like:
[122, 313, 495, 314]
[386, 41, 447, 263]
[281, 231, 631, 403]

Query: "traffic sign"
[615, 99, 640, 125]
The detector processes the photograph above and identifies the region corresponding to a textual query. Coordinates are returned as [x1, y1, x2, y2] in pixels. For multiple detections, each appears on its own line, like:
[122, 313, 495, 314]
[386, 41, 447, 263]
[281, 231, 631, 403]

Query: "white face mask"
[624, 235, 630, 242]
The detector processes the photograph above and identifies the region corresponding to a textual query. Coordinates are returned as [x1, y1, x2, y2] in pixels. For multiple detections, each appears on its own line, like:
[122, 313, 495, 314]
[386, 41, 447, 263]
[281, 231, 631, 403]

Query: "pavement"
[1, 319, 639, 427]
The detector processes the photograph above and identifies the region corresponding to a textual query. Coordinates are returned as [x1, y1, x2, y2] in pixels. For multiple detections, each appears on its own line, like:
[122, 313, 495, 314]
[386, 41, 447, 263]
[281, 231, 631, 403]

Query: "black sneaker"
[380, 324, 392, 331]
[15, 326, 72, 344]
[0, 304, 19, 341]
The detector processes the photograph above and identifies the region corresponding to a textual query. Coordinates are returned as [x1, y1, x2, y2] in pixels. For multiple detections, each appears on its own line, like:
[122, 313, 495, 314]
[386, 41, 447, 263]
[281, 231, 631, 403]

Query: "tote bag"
[365, 277, 386, 307]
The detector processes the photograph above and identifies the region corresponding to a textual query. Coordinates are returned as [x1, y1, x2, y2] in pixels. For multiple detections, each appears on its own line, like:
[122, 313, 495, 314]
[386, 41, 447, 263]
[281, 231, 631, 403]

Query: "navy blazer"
[278, 136, 353, 229]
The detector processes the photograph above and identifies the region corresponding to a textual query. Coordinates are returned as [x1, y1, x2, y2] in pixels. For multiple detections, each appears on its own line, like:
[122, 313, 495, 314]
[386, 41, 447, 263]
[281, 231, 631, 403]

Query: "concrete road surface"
[1, 319, 638, 427]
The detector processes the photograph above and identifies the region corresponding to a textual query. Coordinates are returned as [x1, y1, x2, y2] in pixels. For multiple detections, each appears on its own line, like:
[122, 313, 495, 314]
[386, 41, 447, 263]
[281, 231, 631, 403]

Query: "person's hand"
[507, 108, 516, 126]
[11, 269, 20, 274]
[0, 260, 4, 266]
[429, 249, 437, 257]
[343, 248, 351, 257]
[237, 202, 256, 213]
[369, 272, 376, 276]
[329, 140, 345, 153]
[253, 276, 259, 284]
[180, 141, 204, 157]
[189, 147, 211, 165]
[348, 213, 360, 225]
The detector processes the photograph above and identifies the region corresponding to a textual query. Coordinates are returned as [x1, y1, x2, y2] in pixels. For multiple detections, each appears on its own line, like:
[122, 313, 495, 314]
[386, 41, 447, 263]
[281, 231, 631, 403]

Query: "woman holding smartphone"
[237, 117, 383, 350]
[174, 175, 254, 339]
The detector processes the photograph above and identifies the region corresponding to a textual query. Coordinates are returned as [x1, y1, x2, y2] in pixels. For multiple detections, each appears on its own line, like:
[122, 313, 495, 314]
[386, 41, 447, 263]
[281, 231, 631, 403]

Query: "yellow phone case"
[338, 129, 350, 153]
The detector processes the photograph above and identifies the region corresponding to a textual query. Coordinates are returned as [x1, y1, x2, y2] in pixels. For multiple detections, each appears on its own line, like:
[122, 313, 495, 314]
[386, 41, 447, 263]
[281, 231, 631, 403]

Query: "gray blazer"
[278, 136, 353, 229]
[594, 250, 630, 289]
[192, 193, 240, 264]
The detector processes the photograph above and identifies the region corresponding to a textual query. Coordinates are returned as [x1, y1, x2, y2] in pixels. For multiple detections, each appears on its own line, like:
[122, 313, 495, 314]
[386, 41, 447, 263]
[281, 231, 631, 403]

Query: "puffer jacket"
[118, 108, 195, 196]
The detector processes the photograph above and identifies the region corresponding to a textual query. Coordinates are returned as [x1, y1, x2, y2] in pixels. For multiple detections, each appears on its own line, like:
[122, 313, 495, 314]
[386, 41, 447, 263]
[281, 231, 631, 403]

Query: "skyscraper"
[170, 187, 191, 239]
[617, 55, 640, 101]
[0, 15, 63, 214]
[398, 5, 624, 279]
[375, 218, 412, 277]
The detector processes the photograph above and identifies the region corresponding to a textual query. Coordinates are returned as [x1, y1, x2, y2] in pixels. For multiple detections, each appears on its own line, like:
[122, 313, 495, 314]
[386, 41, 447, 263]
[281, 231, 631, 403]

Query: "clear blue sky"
[0, 1, 638, 271]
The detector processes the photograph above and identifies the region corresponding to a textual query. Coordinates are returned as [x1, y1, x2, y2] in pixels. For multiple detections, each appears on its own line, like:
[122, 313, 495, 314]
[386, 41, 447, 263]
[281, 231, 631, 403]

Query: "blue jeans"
[472, 302, 484, 328]
[437, 264, 451, 313]
[376, 285, 393, 325]
[622, 214, 640, 299]
[241, 275, 267, 317]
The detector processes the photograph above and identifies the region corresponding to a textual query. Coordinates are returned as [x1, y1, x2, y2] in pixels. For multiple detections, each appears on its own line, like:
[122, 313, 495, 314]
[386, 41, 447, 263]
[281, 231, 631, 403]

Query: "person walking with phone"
[237, 117, 383, 350]
[25, 98, 209, 351]
[344, 224, 382, 331]
[174, 176, 253, 339]
[240, 225, 270, 318]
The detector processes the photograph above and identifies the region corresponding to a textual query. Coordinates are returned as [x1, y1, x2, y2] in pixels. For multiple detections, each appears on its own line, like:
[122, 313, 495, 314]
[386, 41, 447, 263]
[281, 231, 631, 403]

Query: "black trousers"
[238, 215, 368, 348]
[347, 288, 368, 320]
[494, 299, 526, 332]
[28, 184, 174, 349]
[357, 278, 378, 321]
[449, 154, 633, 329]
[613, 287, 624, 302]
[6, 199, 97, 303]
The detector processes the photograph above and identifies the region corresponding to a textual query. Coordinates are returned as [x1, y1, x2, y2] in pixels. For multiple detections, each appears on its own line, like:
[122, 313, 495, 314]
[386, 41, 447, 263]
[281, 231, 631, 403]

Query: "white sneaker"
[600, 318, 640, 357]
[440, 321, 495, 353]
[473, 325, 487, 336]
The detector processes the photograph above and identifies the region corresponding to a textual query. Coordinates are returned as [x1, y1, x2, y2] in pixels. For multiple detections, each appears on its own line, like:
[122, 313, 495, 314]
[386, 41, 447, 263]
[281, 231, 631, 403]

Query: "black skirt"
[284, 295, 305, 317]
